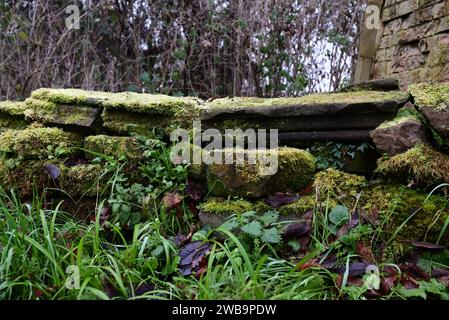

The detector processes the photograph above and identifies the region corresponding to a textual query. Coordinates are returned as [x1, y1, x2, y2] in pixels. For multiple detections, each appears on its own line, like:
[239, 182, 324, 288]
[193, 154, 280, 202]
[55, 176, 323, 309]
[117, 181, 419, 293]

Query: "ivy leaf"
[259, 211, 279, 226]
[329, 205, 350, 226]
[261, 227, 282, 244]
[241, 220, 262, 238]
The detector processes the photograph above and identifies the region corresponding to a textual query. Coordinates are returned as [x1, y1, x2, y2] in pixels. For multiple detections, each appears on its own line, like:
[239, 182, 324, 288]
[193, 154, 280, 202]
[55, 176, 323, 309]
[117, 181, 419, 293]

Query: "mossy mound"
[0, 127, 82, 159]
[0, 101, 28, 116]
[0, 101, 28, 130]
[207, 147, 316, 198]
[409, 82, 449, 110]
[59, 164, 106, 197]
[0, 160, 106, 198]
[198, 195, 315, 228]
[362, 184, 449, 245]
[199, 196, 316, 217]
[84, 135, 142, 159]
[376, 144, 449, 187]
[314, 168, 366, 197]
[199, 197, 270, 216]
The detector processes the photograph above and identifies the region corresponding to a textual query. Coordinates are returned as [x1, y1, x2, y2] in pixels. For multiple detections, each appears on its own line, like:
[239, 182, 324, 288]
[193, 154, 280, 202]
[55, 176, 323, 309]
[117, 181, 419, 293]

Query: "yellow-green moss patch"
[362, 184, 449, 244]
[0, 101, 28, 116]
[60, 164, 105, 197]
[199, 197, 270, 215]
[0, 127, 82, 159]
[314, 168, 366, 195]
[207, 147, 316, 198]
[409, 82, 449, 110]
[376, 144, 449, 187]
[31, 88, 202, 117]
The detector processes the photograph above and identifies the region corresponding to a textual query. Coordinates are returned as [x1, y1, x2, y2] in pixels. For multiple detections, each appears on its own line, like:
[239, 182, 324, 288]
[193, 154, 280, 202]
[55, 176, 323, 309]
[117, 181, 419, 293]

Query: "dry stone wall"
[356, 0, 449, 89]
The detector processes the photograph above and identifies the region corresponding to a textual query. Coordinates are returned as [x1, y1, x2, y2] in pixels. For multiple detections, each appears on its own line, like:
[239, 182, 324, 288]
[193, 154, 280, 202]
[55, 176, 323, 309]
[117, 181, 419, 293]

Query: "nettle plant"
[220, 210, 283, 247]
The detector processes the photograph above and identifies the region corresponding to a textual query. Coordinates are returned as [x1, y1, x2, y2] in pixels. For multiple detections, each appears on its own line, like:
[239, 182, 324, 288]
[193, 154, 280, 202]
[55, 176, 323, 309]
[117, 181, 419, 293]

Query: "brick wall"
[357, 0, 449, 89]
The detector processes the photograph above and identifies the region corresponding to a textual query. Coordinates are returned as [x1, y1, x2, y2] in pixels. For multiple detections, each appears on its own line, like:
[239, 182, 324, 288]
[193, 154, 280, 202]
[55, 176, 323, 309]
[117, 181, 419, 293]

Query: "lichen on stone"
[0, 127, 82, 159]
[375, 144, 449, 187]
[409, 82, 449, 110]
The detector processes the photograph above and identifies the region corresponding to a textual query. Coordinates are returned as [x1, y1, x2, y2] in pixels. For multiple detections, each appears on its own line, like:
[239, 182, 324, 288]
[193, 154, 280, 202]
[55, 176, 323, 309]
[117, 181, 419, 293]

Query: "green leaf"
[220, 217, 239, 231]
[329, 205, 350, 226]
[151, 245, 164, 257]
[259, 211, 279, 226]
[261, 228, 282, 244]
[241, 220, 262, 238]
[139, 72, 151, 83]
[18, 31, 28, 41]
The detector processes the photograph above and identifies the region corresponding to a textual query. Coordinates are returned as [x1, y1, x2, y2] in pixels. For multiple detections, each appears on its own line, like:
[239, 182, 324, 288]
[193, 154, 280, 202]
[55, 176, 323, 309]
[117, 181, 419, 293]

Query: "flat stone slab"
[278, 130, 373, 143]
[201, 91, 410, 120]
[202, 112, 397, 132]
[49, 105, 101, 129]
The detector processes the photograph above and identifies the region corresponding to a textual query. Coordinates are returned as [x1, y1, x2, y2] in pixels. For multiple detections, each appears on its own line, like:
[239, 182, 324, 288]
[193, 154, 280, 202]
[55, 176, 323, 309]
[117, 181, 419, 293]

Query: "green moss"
[0, 159, 54, 197]
[84, 135, 142, 159]
[59, 164, 105, 197]
[199, 197, 270, 215]
[278, 195, 316, 216]
[409, 82, 449, 110]
[102, 109, 190, 135]
[23, 98, 57, 122]
[270, 147, 316, 193]
[207, 147, 315, 198]
[206, 91, 409, 110]
[0, 127, 82, 159]
[377, 115, 421, 129]
[199, 195, 315, 217]
[0, 101, 28, 116]
[314, 168, 365, 195]
[362, 184, 449, 244]
[31, 88, 202, 117]
[0, 160, 106, 198]
[376, 144, 449, 187]
[0, 101, 28, 130]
